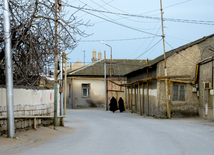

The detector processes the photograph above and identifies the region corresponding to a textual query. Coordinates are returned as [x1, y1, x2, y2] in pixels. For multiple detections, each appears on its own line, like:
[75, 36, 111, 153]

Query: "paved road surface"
[2, 109, 214, 155]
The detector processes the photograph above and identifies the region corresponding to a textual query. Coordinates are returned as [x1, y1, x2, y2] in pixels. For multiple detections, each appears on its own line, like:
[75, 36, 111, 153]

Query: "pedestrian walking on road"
[118, 97, 125, 112]
[109, 97, 118, 113]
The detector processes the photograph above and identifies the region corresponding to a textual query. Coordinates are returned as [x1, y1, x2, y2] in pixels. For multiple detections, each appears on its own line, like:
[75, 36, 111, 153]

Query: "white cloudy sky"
[64, 0, 214, 65]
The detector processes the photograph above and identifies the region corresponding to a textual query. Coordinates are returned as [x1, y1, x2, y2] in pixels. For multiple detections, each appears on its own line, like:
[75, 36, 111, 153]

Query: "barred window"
[82, 84, 90, 97]
[173, 84, 185, 101]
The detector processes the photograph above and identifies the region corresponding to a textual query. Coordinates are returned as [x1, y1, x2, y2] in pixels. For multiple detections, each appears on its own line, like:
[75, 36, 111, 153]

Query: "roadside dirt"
[0, 126, 73, 153]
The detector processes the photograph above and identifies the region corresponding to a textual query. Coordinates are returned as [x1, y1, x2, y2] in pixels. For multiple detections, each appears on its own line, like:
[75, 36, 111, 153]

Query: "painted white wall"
[0, 88, 55, 116]
[72, 79, 105, 108]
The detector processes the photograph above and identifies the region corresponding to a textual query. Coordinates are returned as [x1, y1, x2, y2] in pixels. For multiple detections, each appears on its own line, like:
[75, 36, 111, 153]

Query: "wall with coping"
[0, 88, 55, 133]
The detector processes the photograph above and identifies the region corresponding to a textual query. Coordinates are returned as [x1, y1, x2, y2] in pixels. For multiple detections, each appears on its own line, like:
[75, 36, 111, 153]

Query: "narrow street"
[2, 109, 214, 155]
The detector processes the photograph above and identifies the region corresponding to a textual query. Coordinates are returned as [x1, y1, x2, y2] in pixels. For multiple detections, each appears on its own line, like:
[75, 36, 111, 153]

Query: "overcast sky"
[64, 0, 214, 65]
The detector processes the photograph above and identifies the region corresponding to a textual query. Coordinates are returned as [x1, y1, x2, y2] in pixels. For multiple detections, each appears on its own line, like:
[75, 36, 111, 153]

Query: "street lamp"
[101, 41, 112, 76]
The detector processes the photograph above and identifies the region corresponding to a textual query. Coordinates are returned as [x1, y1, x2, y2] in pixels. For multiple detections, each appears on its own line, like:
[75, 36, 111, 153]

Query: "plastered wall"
[0, 88, 57, 133]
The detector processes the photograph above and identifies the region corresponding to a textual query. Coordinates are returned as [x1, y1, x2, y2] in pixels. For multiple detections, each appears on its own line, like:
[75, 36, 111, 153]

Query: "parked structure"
[117, 34, 214, 118]
[66, 59, 146, 109]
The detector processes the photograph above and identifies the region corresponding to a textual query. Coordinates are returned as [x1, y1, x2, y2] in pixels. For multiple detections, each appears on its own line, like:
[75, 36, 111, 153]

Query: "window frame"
[82, 83, 90, 98]
[173, 83, 186, 101]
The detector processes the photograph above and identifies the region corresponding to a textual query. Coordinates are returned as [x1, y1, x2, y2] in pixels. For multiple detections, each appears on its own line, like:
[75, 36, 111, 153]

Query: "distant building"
[68, 60, 85, 71]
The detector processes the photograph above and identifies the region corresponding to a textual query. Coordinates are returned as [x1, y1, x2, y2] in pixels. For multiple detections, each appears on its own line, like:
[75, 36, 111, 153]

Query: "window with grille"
[173, 84, 185, 101]
[82, 84, 90, 97]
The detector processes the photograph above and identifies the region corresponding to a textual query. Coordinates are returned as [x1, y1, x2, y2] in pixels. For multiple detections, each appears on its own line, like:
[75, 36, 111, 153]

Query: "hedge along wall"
[0, 88, 59, 133]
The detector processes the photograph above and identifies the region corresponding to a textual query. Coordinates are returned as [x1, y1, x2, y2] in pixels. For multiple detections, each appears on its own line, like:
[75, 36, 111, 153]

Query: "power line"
[63, 3, 161, 36]
[65, 4, 214, 25]
[79, 36, 158, 42]
[135, 38, 162, 59]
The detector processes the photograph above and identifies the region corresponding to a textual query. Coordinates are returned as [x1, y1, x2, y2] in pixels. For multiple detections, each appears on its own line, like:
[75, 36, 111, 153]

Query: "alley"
[2, 109, 214, 155]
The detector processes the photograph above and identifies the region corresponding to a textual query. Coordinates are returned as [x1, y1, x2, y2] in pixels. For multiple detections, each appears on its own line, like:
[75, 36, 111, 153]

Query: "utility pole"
[54, 0, 58, 129]
[160, 0, 170, 118]
[104, 51, 107, 111]
[3, 0, 15, 138]
[58, 0, 64, 126]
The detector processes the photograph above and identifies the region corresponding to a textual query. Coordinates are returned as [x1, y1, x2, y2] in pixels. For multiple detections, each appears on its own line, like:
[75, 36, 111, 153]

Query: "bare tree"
[0, 0, 91, 86]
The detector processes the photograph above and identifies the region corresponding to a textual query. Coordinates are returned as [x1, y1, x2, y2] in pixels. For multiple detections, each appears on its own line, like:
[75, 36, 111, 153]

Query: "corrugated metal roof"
[67, 59, 146, 76]
[125, 33, 214, 76]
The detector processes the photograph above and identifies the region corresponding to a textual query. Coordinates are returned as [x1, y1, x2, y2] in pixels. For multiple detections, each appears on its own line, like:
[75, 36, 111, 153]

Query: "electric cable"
[135, 38, 162, 59]
[64, 2, 161, 36]
[66, 4, 214, 25]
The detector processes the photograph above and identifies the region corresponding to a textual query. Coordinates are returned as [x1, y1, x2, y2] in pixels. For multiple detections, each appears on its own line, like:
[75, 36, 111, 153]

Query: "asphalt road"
[4, 109, 214, 155]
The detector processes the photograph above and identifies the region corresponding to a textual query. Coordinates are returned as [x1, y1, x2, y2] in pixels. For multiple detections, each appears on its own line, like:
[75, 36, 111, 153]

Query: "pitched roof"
[125, 33, 214, 76]
[67, 59, 146, 77]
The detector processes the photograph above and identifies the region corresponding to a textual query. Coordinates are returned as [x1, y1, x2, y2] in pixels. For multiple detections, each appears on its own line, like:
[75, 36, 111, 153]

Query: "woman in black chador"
[118, 97, 125, 112]
[109, 97, 118, 113]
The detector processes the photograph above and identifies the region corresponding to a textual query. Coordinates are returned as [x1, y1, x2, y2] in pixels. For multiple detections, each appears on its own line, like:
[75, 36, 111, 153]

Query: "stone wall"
[0, 88, 56, 134]
[156, 35, 214, 117]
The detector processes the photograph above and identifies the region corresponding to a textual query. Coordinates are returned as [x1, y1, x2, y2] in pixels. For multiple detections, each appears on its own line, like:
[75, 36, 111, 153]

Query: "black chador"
[109, 97, 118, 113]
[118, 97, 125, 112]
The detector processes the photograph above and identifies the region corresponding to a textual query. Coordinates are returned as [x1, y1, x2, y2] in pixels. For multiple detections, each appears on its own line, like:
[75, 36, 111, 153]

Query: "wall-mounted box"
[210, 89, 214, 95]
[192, 88, 197, 92]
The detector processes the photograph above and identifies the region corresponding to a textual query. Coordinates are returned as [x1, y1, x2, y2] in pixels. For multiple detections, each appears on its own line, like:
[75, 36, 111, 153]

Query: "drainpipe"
[138, 83, 142, 115]
[147, 59, 149, 115]
[131, 86, 133, 113]
[168, 79, 171, 114]
[142, 83, 144, 115]
[127, 87, 130, 110]
[124, 86, 127, 110]
[134, 85, 137, 111]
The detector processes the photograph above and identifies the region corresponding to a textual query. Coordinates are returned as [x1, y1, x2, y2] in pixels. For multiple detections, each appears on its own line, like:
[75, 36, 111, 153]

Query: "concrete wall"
[0, 88, 55, 133]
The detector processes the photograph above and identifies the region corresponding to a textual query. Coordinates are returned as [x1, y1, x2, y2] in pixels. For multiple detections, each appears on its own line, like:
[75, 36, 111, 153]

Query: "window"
[82, 84, 90, 97]
[173, 84, 185, 101]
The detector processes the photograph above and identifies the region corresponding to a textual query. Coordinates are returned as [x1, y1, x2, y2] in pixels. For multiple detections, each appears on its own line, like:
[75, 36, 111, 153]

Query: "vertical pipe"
[54, 0, 58, 128]
[110, 46, 112, 76]
[63, 52, 67, 115]
[131, 86, 133, 113]
[72, 78, 74, 109]
[134, 85, 137, 111]
[116, 91, 118, 102]
[104, 51, 107, 110]
[124, 86, 127, 110]
[168, 79, 171, 115]
[147, 81, 149, 115]
[147, 59, 149, 115]
[160, 0, 170, 118]
[127, 87, 130, 110]
[106, 80, 108, 111]
[138, 83, 142, 115]
[3, 0, 15, 137]
[142, 83, 144, 115]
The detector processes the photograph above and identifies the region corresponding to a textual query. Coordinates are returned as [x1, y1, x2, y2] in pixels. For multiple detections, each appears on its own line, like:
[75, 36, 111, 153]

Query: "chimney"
[98, 51, 102, 60]
[91, 49, 97, 62]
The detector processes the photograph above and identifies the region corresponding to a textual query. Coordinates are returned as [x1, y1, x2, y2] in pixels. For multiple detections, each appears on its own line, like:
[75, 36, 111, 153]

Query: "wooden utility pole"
[53, 0, 58, 128]
[160, 0, 170, 118]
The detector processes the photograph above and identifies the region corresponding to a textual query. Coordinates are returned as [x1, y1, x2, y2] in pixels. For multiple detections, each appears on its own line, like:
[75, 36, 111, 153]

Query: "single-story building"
[66, 59, 146, 109]
[119, 34, 214, 118]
